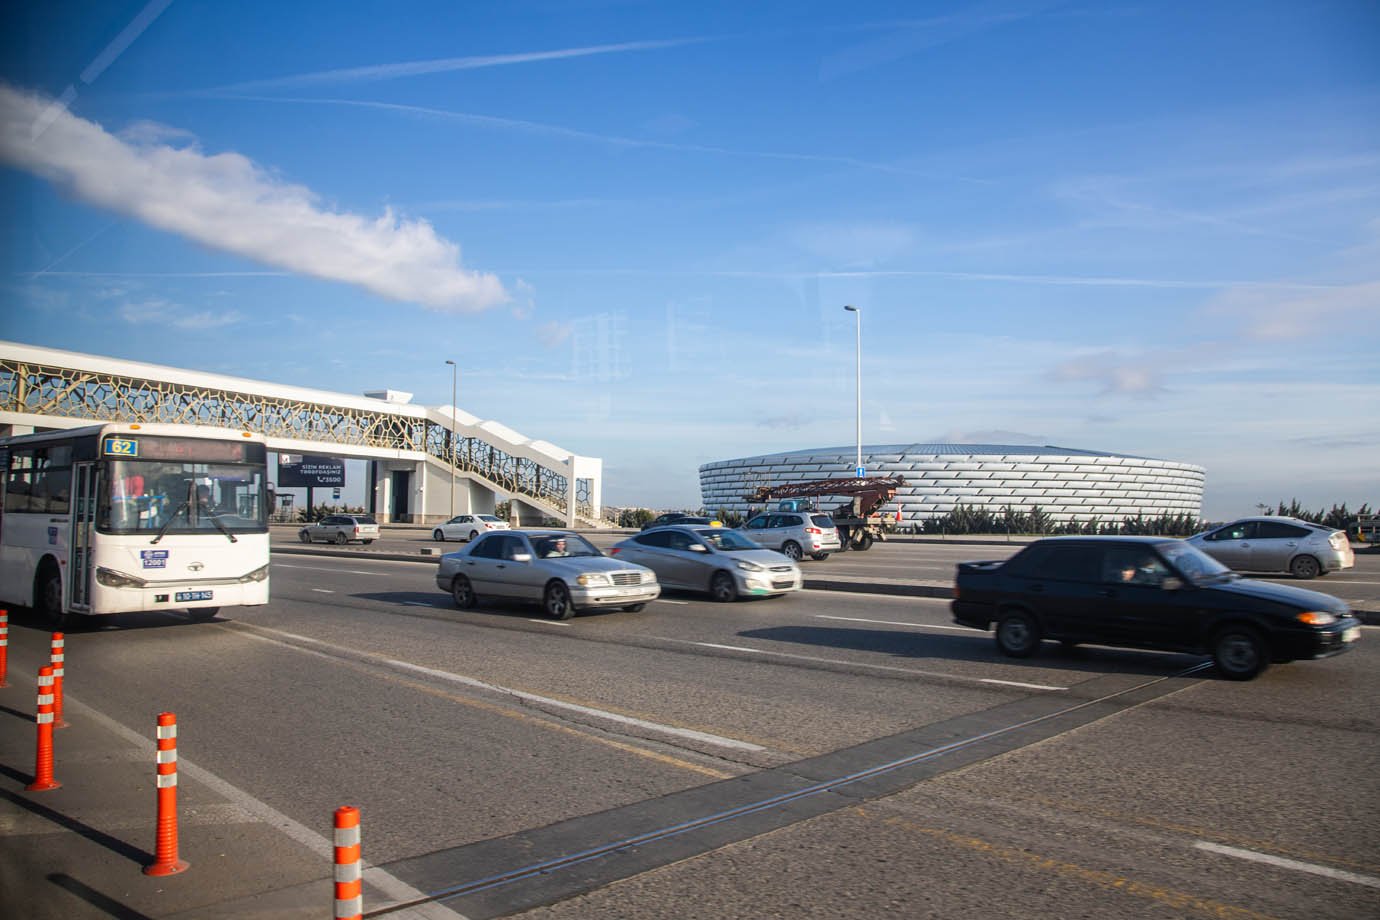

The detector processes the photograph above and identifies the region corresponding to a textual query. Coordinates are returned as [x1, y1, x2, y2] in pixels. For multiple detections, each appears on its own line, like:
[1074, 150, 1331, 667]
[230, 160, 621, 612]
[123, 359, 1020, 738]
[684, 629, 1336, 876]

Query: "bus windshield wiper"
[151, 502, 189, 544]
[203, 509, 238, 543]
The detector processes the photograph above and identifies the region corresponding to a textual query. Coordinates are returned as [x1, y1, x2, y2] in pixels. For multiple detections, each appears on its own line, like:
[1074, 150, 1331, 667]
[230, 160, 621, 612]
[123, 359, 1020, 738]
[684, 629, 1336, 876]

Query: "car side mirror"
[511, 553, 532, 563]
[1161, 576, 1184, 591]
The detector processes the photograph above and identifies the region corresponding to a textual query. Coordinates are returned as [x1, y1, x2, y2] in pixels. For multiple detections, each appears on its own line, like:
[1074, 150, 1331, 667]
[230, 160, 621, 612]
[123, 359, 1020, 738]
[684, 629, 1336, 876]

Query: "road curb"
[270, 545, 1378, 623]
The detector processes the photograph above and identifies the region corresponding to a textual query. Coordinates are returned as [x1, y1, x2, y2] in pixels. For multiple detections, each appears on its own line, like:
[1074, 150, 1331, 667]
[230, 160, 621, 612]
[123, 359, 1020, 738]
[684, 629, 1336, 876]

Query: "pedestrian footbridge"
[0, 341, 603, 526]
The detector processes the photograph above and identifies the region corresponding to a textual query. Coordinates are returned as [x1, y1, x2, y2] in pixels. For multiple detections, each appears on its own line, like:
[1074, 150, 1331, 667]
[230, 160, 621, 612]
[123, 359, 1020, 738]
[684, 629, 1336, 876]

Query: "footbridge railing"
[0, 342, 601, 525]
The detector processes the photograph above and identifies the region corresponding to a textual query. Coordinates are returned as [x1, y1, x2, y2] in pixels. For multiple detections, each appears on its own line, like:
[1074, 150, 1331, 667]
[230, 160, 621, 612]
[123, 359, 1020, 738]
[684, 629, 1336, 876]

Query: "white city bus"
[0, 422, 271, 625]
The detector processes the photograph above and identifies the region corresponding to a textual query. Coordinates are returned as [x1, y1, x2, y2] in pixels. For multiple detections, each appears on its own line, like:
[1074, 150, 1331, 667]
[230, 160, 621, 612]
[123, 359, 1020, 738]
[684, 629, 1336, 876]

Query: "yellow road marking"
[856, 807, 1280, 920]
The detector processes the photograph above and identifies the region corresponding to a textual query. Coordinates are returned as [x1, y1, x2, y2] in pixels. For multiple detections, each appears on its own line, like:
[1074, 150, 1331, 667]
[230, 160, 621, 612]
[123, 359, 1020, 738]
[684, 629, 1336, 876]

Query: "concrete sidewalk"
[0, 630, 448, 919]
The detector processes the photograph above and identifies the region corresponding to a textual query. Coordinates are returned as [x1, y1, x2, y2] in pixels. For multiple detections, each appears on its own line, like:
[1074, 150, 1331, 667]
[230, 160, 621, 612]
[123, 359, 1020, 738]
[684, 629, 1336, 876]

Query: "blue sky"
[2, 0, 1377, 518]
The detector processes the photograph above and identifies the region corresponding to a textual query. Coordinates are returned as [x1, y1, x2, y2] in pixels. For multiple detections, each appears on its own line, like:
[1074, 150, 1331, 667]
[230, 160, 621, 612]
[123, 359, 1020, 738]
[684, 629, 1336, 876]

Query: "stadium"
[699, 444, 1205, 524]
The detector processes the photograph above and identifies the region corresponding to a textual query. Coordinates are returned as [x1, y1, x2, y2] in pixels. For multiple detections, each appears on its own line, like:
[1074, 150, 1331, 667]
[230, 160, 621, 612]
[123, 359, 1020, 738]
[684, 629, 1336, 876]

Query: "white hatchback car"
[433, 513, 510, 542]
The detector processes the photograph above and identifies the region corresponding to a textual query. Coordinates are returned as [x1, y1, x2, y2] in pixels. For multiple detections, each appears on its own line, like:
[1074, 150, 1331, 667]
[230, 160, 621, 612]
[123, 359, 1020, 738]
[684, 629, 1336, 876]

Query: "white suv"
[739, 512, 841, 561]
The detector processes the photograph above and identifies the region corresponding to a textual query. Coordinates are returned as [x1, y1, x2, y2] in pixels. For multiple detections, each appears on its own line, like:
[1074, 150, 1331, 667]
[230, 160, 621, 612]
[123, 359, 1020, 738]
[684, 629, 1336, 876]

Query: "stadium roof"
[745, 444, 1160, 461]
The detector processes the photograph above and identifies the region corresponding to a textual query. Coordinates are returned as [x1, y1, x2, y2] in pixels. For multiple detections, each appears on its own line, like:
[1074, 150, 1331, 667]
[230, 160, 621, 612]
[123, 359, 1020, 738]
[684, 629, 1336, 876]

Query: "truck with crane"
[744, 475, 905, 551]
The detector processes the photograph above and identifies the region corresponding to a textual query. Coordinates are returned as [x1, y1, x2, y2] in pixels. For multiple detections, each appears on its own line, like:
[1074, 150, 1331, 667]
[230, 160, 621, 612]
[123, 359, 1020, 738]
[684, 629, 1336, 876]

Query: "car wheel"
[433, 530, 445, 542]
[334, 532, 348, 545]
[1212, 626, 1268, 680]
[469, 530, 480, 542]
[622, 603, 646, 612]
[545, 581, 576, 620]
[187, 608, 219, 621]
[450, 575, 476, 609]
[995, 610, 1041, 658]
[709, 571, 737, 603]
[781, 541, 803, 561]
[810, 552, 830, 561]
[1289, 555, 1321, 579]
[299, 531, 312, 543]
[36, 562, 67, 629]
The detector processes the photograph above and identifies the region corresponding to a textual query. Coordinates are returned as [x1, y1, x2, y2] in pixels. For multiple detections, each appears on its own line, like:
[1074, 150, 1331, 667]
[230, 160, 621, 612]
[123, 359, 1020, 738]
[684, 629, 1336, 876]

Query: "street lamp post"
[444, 360, 457, 519]
[844, 305, 861, 476]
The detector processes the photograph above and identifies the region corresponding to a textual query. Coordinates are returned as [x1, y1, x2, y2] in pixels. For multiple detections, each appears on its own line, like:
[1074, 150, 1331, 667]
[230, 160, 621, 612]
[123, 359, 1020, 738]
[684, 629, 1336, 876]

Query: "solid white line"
[385, 658, 764, 752]
[980, 678, 1067, 690]
[687, 641, 1065, 690]
[655, 599, 692, 605]
[1194, 841, 1380, 889]
[404, 601, 443, 607]
[816, 614, 970, 631]
[235, 624, 764, 753]
[311, 588, 334, 594]
[59, 694, 466, 917]
[528, 618, 571, 626]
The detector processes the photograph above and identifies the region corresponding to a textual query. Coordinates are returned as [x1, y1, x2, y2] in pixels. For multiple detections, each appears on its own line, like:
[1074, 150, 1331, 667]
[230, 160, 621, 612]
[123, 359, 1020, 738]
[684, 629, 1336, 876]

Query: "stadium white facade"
[700, 444, 1204, 523]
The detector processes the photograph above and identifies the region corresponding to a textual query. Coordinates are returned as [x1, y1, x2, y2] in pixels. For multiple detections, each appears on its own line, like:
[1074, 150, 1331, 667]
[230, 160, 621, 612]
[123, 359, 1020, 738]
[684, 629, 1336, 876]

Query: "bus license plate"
[175, 590, 214, 602]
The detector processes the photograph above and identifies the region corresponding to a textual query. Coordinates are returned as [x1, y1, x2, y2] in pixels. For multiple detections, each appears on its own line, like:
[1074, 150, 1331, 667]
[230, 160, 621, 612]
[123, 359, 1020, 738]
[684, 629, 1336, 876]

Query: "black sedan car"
[952, 536, 1361, 680]
[641, 513, 714, 530]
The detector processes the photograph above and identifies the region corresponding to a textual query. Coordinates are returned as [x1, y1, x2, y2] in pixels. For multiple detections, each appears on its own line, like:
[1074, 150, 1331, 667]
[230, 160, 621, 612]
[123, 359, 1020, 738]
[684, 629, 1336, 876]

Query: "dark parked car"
[642, 513, 713, 530]
[951, 536, 1360, 680]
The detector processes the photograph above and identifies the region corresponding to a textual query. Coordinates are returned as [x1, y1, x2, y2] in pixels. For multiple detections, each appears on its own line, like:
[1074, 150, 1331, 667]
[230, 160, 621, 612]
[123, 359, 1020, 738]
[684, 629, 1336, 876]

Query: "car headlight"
[1296, 611, 1337, 626]
[577, 573, 611, 587]
[96, 567, 147, 589]
[237, 564, 270, 584]
[735, 560, 764, 572]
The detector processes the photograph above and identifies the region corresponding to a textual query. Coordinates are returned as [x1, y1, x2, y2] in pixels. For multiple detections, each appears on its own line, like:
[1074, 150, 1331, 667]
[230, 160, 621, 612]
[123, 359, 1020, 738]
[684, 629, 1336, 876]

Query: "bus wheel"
[188, 608, 219, 621]
[35, 562, 67, 628]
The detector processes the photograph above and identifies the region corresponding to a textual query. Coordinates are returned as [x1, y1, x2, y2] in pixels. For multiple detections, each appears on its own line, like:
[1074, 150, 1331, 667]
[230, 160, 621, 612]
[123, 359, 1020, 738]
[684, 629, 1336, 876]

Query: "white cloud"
[1048, 350, 1167, 396]
[0, 83, 507, 312]
[1206, 280, 1380, 341]
[119, 299, 245, 329]
[205, 39, 710, 93]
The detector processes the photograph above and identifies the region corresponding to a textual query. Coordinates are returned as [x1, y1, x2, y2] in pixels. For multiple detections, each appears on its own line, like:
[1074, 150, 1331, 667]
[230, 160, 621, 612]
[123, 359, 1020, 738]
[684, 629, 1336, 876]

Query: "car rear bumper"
[950, 600, 992, 630]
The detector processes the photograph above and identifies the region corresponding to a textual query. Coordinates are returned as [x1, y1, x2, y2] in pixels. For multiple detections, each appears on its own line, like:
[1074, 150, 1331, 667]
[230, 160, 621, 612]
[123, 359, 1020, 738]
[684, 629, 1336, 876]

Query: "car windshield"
[1159, 541, 1234, 585]
[696, 528, 759, 550]
[532, 533, 602, 558]
[810, 514, 835, 529]
[478, 515, 502, 522]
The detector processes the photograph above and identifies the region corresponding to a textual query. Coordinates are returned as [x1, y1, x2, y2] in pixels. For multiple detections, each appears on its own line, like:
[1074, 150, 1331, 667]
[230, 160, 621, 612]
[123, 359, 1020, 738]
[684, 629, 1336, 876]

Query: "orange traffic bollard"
[143, 712, 189, 876]
[334, 806, 362, 920]
[49, 632, 67, 727]
[0, 609, 9, 688]
[26, 665, 60, 791]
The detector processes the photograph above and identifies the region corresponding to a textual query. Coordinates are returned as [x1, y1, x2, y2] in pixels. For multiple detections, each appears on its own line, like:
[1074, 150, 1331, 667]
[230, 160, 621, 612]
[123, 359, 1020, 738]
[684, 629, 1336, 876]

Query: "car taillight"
[353, 527, 360, 535]
[805, 527, 822, 534]
[609, 547, 621, 556]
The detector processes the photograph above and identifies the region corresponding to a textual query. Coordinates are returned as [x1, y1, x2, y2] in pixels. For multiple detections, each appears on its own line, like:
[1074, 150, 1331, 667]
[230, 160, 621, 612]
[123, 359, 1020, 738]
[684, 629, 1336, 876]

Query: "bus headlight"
[96, 567, 147, 589]
[237, 565, 270, 584]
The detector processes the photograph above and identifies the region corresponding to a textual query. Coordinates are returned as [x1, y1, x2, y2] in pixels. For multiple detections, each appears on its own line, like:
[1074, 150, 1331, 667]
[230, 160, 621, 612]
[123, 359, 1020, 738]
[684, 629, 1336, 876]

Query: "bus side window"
[5, 449, 34, 513]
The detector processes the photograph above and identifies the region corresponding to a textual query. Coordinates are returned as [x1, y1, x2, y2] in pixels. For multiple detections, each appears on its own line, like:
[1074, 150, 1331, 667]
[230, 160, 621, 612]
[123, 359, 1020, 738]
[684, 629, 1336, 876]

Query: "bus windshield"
[101, 460, 267, 534]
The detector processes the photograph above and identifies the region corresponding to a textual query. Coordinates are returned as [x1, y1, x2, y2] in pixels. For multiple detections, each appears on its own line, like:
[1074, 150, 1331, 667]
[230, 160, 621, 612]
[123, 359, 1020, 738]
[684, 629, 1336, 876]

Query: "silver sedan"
[435, 530, 659, 619]
[609, 525, 802, 601]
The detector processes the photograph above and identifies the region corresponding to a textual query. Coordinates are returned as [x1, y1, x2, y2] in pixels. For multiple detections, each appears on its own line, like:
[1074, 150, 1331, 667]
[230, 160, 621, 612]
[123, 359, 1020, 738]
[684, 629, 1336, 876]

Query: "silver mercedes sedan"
[435, 529, 659, 619]
[609, 524, 802, 601]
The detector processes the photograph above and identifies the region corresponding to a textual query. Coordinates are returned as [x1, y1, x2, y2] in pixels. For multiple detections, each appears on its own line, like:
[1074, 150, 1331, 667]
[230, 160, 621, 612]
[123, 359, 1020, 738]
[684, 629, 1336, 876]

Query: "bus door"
[68, 462, 99, 612]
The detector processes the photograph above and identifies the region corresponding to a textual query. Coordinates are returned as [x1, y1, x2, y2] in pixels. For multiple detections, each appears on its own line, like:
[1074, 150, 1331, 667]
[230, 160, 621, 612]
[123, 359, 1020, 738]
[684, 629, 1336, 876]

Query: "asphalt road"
[1, 550, 1377, 919]
[282, 524, 1380, 617]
